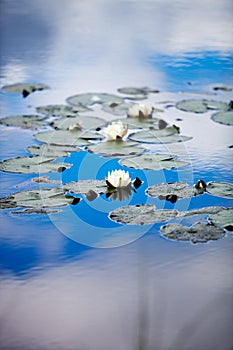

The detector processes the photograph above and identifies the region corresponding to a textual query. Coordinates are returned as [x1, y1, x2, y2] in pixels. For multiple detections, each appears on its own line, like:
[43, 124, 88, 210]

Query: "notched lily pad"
[176, 99, 229, 113]
[0, 156, 72, 174]
[1, 83, 50, 97]
[63, 179, 107, 195]
[146, 182, 203, 200]
[27, 144, 80, 158]
[85, 141, 145, 157]
[0, 115, 48, 129]
[67, 93, 124, 107]
[206, 181, 233, 198]
[209, 208, 233, 231]
[211, 111, 233, 126]
[36, 104, 91, 116]
[51, 115, 105, 130]
[120, 154, 189, 170]
[109, 204, 178, 225]
[34, 129, 102, 146]
[160, 222, 226, 243]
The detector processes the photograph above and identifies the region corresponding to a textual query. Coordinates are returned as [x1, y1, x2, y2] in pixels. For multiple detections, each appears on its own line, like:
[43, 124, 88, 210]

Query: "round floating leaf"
[1, 83, 50, 96]
[160, 222, 226, 243]
[102, 102, 133, 116]
[0, 156, 72, 174]
[27, 144, 80, 158]
[129, 126, 191, 144]
[0, 115, 48, 129]
[36, 104, 91, 116]
[177, 206, 224, 218]
[11, 208, 62, 215]
[146, 182, 203, 199]
[52, 115, 105, 130]
[176, 99, 229, 113]
[117, 86, 159, 95]
[209, 208, 233, 230]
[109, 204, 178, 225]
[67, 93, 124, 107]
[211, 111, 233, 126]
[63, 180, 107, 195]
[206, 182, 233, 198]
[86, 141, 144, 156]
[34, 129, 102, 146]
[120, 154, 189, 170]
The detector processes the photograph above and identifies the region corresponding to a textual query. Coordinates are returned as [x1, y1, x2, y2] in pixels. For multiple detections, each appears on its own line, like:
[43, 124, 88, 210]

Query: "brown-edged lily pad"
[0, 156, 72, 174]
[206, 181, 233, 198]
[209, 208, 233, 231]
[109, 204, 178, 225]
[1, 83, 50, 97]
[119, 154, 189, 170]
[160, 222, 226, 243]
[0, 115, 48, 129]
[176, 99, 229, 113]
[34, 129, 102, 146]
[85, 141, 145, 157]
[67, 93, 124, 107]
[146, 182, 204, 200]
[36, 104, 91, 116]
[211, 111, 233, 126]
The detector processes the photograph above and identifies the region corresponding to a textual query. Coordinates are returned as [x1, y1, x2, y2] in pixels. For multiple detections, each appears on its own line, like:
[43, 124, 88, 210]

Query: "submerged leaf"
[206, 181, 233, 198]
[0, 115, 48, 129]
[211, 111, 233, 126]
[176, 99, 229, 113]
[146, 182, 203, 199]
[0, 156, 72, 174]
[1, 83, 50, 96]
[86, 141, 144, 156]
[120, 154, 189, 170]
[160, 222, 226, 243]
[109, 204, 178, 225]
[209, 208, 233, 230]
[67, 93, 124, 107]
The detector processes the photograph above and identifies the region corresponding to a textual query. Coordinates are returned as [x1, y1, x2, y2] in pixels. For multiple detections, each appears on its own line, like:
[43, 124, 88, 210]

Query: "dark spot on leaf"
[71, 197, 81, 205]
[195, 179, 207, 190]
[57, 166, 66, 172]
[132, 177, 142, 189]
[225, 225, 233, 231]
[158, 119, 168, 129]
[22, 89, 30, 98]
[166, 194, 178, 203]
[228, 100, 233, 110]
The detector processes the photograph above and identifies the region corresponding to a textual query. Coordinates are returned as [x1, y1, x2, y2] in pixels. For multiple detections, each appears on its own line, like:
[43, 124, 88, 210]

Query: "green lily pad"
[36, 104, 91, 116]
[0, 195, 16, 209]
[102, 102, 133, 116]
[52, 115, 105, 130]
[146, 182, 203, 199]
[67, 93, 124, 107]
[86, 141, 145, 156]
[63, 179, 107, 195]
[27, 144, 80, 158]
[211, 111, 233, 126]
[160, 222, 226, 243]
[34, 129, 102, 146]
[1, 83, 50, 97]
[176, 99, 229, 113]
[0, 156, 72, 174]
[109, 204, 178, 225]
[177, 206, 224, 218]
[206, 182, 233, 198]
[128, 126, 192, 144]
[124, 117, 160, 129]
[209, 208, 233, 230]
[11, 208, 62, 215]
[0, 115, 48, 129]
[117, 87, 159, 95]
[120, 154, 189, 170]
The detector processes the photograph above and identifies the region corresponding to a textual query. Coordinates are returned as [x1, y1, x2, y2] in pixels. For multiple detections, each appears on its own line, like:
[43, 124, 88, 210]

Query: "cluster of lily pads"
[0, 82, 233, 244]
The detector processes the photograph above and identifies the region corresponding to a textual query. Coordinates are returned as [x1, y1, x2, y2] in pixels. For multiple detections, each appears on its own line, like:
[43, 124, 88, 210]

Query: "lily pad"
[34, 129, 102, 146]
[85, 141, 145, 156]
[102, 102, 133, 116]
[160, 222, 226, 243]
[11, 208, 62, 215]
[117, 87, 159, 95]
[109, 204, 178, 225]
[67, 93, 124, 107]
[146, 182, 203, 199]
[120, 154, 189, 170]
[211, 111, 233, 126]
[36, 104, 91, 116]
[176, 99, 229, 113]
[63, 179, 107, 195]
[27, 144, 80, 158]
[206, 181, 233, 198]
[0, 156, 72, 174]
[1, 83, 50, 97]
[209, 208, 233, 231]
[177, 206, 224, 218]
[0, 115, 48, 129]
[52, 115, 105, 130]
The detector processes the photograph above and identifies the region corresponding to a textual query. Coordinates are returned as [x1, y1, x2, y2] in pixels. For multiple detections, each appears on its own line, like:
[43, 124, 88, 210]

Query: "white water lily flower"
[127, 103, 154, 118]
[106, 169, 131, 188]
[102, 121, 128, 141]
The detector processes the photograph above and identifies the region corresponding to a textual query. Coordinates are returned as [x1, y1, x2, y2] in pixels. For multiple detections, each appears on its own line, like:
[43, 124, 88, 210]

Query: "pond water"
[0, 1, 233, 349]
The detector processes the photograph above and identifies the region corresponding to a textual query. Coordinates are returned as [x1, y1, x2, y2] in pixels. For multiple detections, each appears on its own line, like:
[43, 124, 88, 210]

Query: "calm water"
[0, 1, 233, 349]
